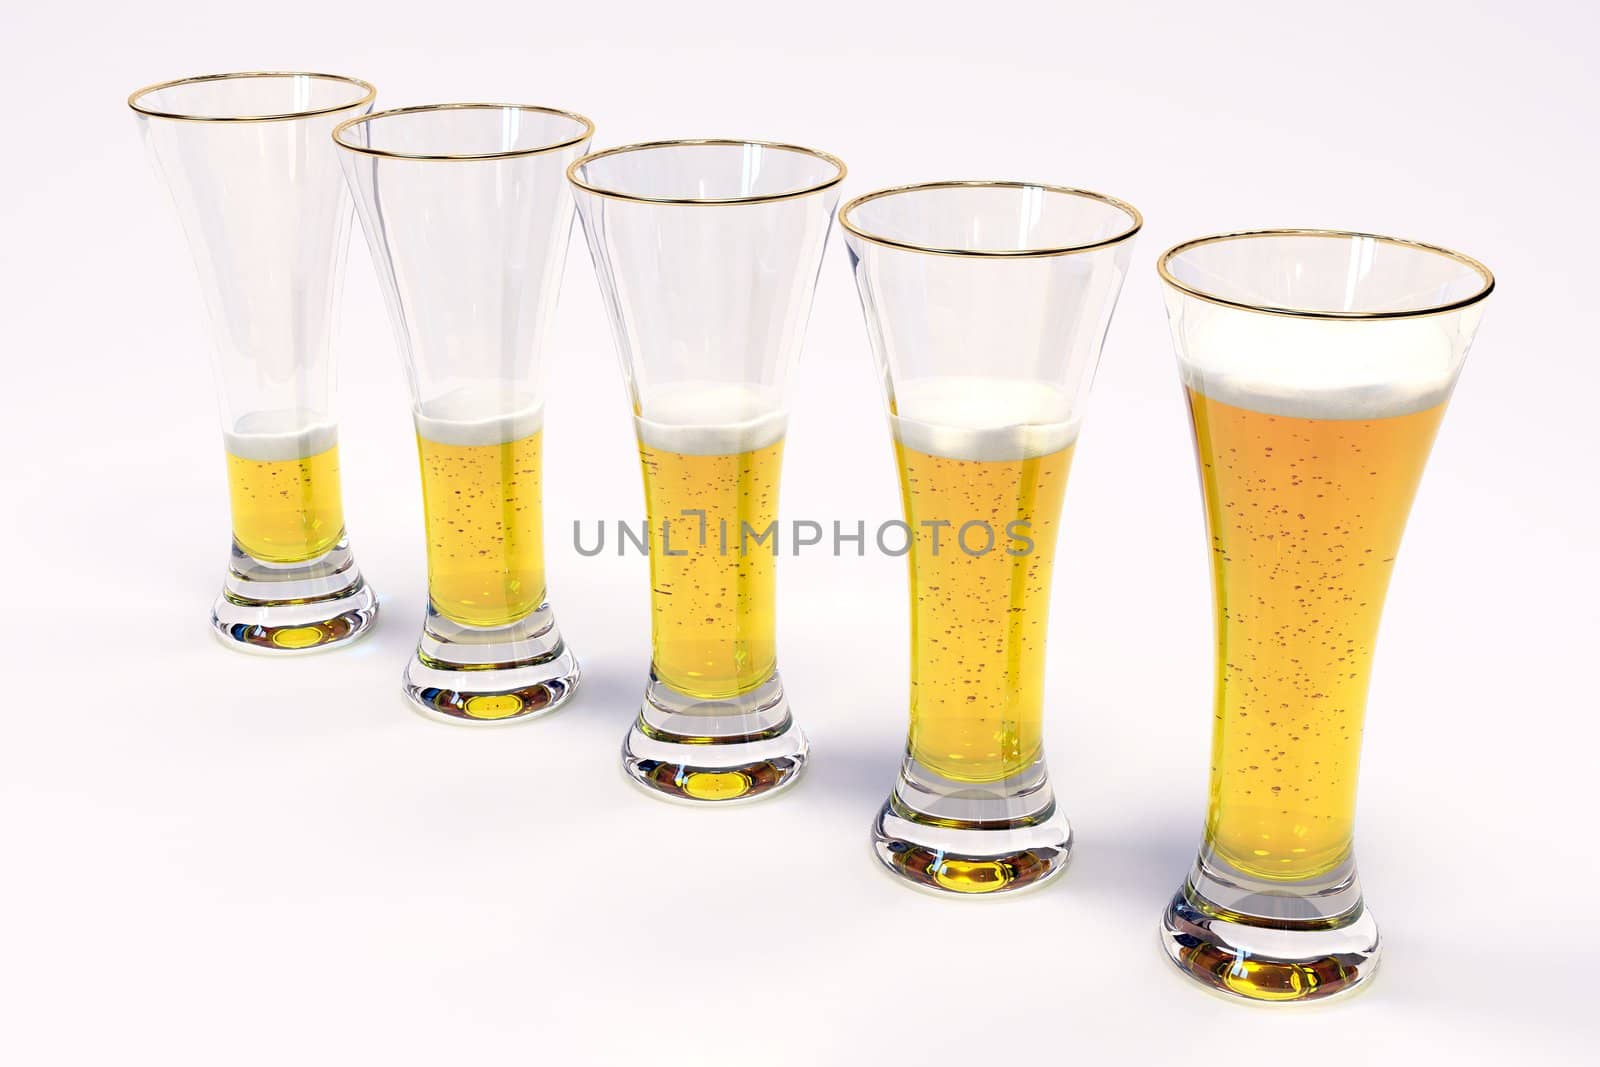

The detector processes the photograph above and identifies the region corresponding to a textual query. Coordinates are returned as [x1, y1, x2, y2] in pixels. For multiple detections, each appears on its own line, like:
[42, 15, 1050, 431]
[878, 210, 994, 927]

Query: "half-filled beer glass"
[335, 104, 592, 723]
[1158, 229, 1493, 1000]
[131, 72, 380, 652]
[569, 140, 844, 802]
[841, 181, 1141, 893]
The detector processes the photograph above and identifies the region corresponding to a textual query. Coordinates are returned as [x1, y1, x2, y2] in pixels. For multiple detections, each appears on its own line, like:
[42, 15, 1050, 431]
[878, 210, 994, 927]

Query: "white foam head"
[413, 385, 545, 446]
[225, 410, 338, 461]
[890, 376, 1079, 461]
[1168, 294, 1467, 420]
[634, 381, 787, 455]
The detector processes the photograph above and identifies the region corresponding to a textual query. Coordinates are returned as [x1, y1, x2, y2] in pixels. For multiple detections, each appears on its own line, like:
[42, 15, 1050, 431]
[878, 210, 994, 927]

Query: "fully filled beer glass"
[569, 139, 844, 802]
[131, 72, 380, 652]
[1159, 229, 1493, 1000]
[840, 181, 1141, 893]
[334, 104, 593, 722]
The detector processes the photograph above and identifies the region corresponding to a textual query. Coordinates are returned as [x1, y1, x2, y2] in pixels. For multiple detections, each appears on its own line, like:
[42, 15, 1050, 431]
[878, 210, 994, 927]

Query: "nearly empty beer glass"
[570, 139, 844, 802]
[1158, 229, 1493, 1001]
[335, 104, 593, 723]
[131, 72, 380, 652]
[840, 181, 1141, 893]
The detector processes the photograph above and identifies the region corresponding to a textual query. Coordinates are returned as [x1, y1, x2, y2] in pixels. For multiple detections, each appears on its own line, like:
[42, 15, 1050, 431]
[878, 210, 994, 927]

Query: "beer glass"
[130, 72, 380, 653]
[840, 181, 1141, 893]
[1158, 229, 1494, 1000]
[334, 104, 593, 723]
[569, 139, 844, 801]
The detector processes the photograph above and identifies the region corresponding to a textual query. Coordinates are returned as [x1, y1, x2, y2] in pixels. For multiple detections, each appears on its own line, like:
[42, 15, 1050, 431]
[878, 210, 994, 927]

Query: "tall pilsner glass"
[335, 105, 593, 723]
[570, 140, 845, 802]
[841, 182, 1141, 893]
[130, 72, 380, 652]
[1158, 230, 1494, 1000]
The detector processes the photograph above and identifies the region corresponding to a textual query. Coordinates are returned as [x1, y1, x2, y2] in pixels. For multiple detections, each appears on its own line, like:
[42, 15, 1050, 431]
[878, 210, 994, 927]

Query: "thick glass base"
[621, 669, 807, 803]
[1160, 850, 1380, 1002]
[872, 755, 1071, 895]
[210, 536, 379, 654]
[402, 601, 579, 725]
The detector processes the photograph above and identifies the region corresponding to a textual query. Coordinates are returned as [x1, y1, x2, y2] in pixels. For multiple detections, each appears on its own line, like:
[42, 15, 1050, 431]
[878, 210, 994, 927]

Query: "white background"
[2, 2, 1595, 1062]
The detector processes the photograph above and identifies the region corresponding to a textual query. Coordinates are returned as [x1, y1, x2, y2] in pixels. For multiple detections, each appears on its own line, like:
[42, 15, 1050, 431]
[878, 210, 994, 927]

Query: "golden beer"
[637, 384, 784, 700]
[892, 378, 1076, 784]
[224, 420, 345, 563]
[1189, 384, 1446, 881]
[415, 400, 546, 629]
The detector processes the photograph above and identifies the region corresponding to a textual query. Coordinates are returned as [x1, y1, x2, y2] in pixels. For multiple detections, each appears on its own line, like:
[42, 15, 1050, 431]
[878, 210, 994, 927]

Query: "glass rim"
[331, 103, 595, 161]
[838, 180, 1144, 258]
[127, 71, 377, 123]
[1158, 228, 1496, 321]
[566, 138, 847, 205]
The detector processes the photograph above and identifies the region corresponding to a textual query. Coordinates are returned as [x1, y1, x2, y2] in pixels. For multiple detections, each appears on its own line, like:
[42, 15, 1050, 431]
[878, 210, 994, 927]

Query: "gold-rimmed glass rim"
[838, 180, 1144, 258]
[1158, 228, 1496, 321]
[128, 71, 377, 123]
[566, 139, 847, 205]
[331, 103, 595, 162]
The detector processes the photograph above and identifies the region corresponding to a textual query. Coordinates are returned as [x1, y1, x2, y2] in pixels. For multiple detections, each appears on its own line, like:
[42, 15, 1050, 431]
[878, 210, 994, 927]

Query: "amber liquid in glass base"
[870, 377, 1078, 894]
[225, 418, 345, 564]
[1188, 384, 1445, 882]
[637, 384, 785, 701]
[892, 377, 1076, 784]
[896, 439, 1072, 783]
[619, 384, 804, 803]
[416, 409, 546, 630]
